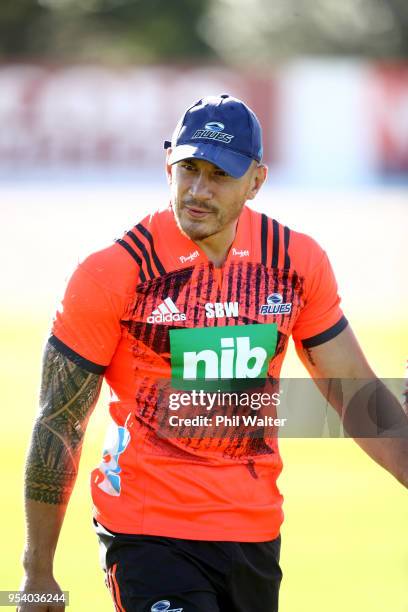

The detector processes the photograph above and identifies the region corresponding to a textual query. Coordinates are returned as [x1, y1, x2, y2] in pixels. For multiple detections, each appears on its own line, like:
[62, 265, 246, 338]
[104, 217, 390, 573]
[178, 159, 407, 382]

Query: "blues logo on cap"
[164, 94, 263, 179]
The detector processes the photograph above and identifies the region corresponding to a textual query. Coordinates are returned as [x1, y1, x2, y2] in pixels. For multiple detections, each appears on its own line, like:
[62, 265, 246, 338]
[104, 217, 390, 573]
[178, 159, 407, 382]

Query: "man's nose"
[189, 172, 212, 201]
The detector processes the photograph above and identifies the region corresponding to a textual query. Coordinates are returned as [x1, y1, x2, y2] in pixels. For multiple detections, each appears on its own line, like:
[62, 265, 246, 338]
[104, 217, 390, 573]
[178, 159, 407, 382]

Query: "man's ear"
[165, 148, 173, 185]
[246, 163, 268, 200]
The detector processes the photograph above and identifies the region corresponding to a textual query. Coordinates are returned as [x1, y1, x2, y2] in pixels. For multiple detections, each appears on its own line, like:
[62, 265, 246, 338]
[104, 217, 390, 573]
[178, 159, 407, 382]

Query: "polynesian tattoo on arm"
[25, 342, 103, 505]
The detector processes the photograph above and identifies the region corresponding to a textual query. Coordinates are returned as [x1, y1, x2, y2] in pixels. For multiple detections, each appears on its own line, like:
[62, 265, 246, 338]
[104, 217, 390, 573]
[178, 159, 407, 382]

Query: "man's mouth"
[184, 205, 213, 219]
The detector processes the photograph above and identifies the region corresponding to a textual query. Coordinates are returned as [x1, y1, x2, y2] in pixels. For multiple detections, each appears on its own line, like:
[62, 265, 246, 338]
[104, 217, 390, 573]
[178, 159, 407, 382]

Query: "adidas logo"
[147, 297, 186, 324]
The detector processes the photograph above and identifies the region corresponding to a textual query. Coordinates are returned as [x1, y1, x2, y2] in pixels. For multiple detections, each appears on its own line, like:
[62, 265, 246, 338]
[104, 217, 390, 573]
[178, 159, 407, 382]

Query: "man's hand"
[17, 573, 65, 612]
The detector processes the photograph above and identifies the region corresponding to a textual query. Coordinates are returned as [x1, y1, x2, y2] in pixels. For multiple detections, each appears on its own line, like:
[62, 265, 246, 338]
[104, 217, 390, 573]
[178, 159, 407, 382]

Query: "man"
[19, 94, 408, 612]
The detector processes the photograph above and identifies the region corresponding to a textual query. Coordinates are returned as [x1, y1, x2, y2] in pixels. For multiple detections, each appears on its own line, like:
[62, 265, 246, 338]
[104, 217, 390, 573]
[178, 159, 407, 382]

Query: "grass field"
[1, 184, 407, 611]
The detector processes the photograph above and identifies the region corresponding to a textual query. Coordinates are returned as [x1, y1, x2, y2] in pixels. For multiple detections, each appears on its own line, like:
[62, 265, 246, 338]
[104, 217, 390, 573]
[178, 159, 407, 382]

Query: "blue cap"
[165, 94, 263, 179]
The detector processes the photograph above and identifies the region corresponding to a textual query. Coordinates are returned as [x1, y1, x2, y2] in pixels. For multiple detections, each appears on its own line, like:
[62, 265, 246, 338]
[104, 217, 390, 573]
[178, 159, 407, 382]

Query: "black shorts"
[94, 520, 282, 612]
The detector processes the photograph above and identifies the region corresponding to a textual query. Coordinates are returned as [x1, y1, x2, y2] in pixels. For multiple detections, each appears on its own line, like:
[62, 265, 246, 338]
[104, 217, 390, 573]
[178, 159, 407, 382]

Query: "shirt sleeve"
[50, 261, 127, 373]
[291, 250, 348, 348]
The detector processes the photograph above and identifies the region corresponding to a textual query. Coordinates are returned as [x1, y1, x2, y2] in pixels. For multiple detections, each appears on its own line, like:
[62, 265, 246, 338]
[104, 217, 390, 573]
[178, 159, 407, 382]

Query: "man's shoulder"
[77, 205, 173, 292]
[245, 206, 325, 274]
[77, 241, 139, 296]
[287, 227, 325, 268]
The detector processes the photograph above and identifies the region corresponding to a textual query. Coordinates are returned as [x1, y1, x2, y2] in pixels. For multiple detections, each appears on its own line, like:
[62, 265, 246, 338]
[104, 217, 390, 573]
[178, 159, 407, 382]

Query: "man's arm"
[19, 341, 102, 610]
[296, 324, 408, 488]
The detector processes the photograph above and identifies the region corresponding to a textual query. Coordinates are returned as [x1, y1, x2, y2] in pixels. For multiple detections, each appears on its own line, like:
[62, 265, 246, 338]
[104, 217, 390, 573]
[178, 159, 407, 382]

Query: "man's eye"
[181, 162, 196, 171]
[214, 170, 229, 177]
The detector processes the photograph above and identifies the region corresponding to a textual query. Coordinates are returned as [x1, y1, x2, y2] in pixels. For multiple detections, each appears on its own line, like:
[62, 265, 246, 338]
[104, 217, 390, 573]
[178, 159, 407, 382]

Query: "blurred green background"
[2, 0, 408, 63]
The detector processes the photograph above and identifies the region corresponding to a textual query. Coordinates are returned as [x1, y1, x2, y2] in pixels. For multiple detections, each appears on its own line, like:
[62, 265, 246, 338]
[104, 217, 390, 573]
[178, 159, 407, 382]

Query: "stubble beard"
[173, 195, 246, 242]
[177, 216, 217, 241]
[173, 198, 222, 241]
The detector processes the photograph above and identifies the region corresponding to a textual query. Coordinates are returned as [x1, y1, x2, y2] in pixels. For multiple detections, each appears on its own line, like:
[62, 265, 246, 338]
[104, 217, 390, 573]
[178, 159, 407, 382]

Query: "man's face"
[167, 156, 266, 241]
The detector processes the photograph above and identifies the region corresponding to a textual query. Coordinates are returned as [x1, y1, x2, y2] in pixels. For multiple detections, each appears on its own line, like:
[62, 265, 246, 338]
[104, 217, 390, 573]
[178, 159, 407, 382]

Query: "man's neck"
[195, 220, 238, 268]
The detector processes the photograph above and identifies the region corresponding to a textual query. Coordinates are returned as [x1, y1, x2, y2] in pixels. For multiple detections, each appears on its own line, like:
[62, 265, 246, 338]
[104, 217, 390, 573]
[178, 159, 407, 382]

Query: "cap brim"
[168, 143, 253, 179]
